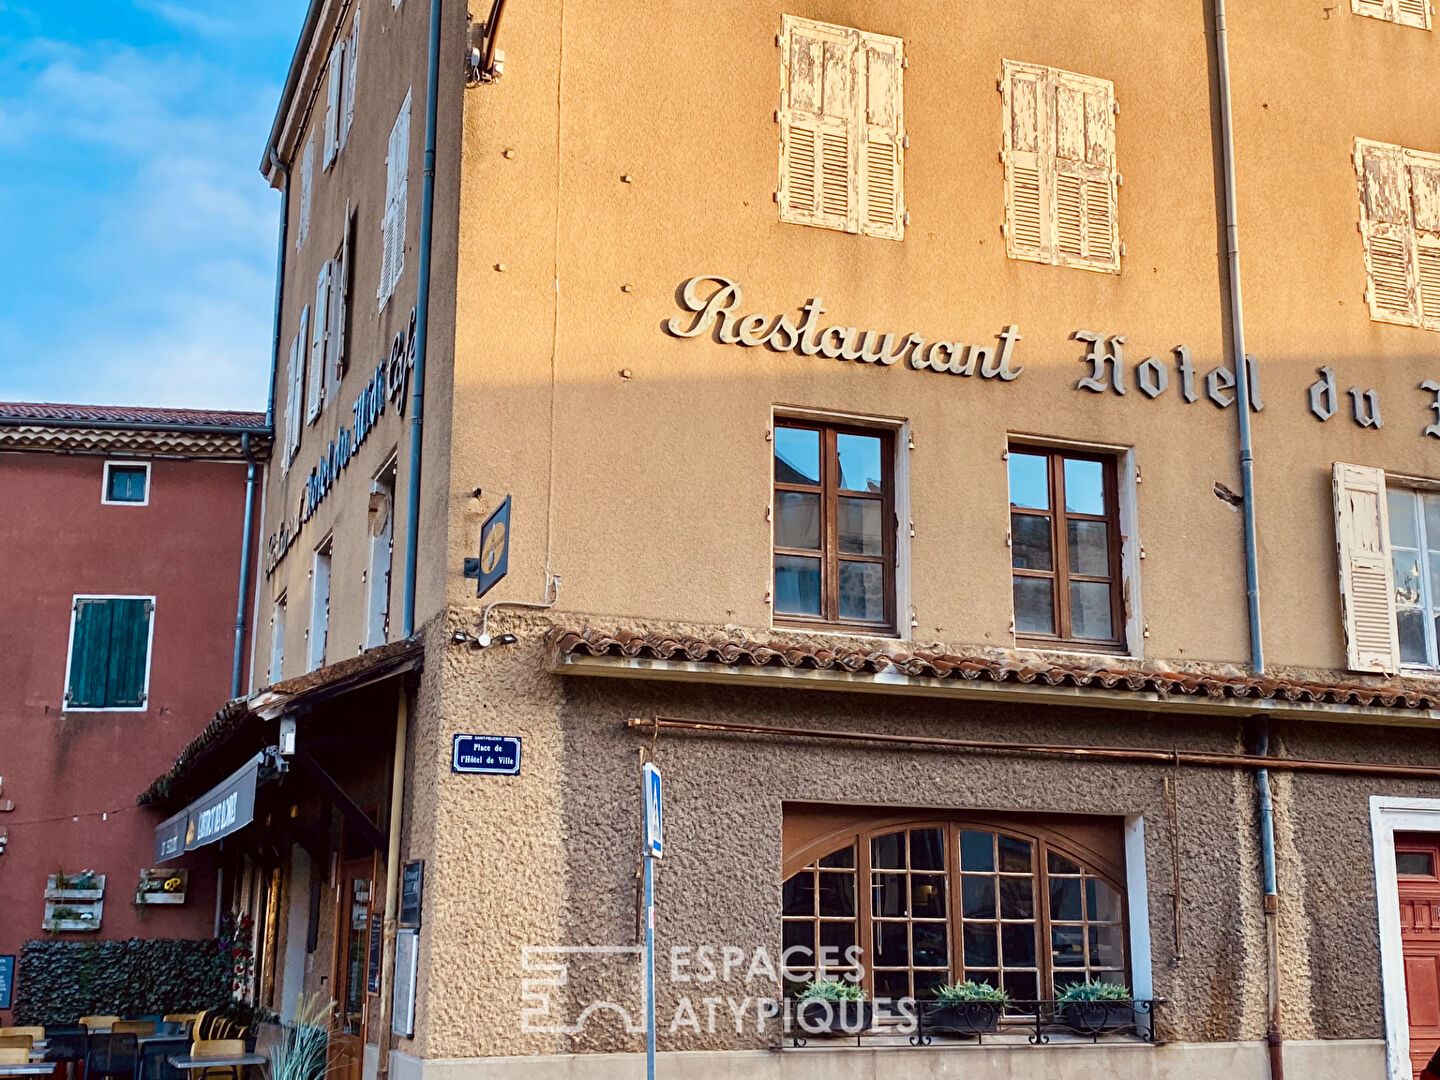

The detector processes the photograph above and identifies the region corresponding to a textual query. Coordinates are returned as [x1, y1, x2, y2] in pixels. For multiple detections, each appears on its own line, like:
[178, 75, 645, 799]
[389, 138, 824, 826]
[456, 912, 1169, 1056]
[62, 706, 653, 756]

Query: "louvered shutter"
[1052, 72, 1117, 271]
[1358, 140, 1419, 326]
[380, 92, 411, 305]
[1406, 151, 1440, 329]
[1396, 0, 1430, 28]
[283, 334, 302, 472]
[323, 41, 342, 168]
[1003, 62, 1047, 263]
[859, 32, 904, 240]
[335, 202, 353, 378]
[296, 305, 311, 444]
[342, 13, 360, 148]
[1333, 462, 1402, 673]
[105, 598, 152, 707]
[1352, 0, 1389, 17]
[297, 135, 314, 251]
[309, 263, 330, 423]
[67, 599, 114, 708]
[779, 17, 857, 234]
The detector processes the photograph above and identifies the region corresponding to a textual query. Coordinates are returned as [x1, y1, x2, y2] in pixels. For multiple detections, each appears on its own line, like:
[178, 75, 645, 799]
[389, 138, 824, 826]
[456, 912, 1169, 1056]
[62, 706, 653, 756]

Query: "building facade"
[0, 403, 266, 1020]
[142, 0, 1440, 1078]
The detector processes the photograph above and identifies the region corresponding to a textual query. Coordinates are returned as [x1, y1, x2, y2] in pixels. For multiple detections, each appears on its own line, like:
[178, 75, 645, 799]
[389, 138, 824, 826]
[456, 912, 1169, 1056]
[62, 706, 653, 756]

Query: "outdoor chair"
[189, 1039, 245, 1080]
[86, 1032, 139, 1080]
[0, 1050, 29, 1065]
[111, 1023, 154, 1037]
[42, 1026, 86, 1061]
[0, 1037, 33, 1051]
[0, 1029, 44, 1043]
[161, 1016, 197, 1036]
[79, 1018, 120, 1033]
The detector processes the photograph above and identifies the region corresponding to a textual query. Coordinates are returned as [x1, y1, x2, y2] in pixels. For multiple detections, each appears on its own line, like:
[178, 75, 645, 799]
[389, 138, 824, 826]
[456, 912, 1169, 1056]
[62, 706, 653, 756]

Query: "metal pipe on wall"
[232, 434, 259, 699]
[375, 689, 409, 1080]
[1256, 721, 1284, 1080]
[400, 0, 444, 638]
[265, 151, 291, 433]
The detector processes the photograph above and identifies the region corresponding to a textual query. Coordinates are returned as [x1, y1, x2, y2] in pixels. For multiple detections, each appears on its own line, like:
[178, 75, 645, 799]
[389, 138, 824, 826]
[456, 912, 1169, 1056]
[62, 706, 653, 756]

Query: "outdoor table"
[167, 1054, 267, 1074]
[0, 1065, 61, 1077]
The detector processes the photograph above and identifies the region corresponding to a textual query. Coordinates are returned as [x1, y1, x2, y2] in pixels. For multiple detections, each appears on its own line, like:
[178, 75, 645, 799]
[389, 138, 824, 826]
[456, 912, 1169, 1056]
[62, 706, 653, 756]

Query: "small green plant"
[1056, 979, 1131, 1003]
[268, 995, 337, 1080]
[49, 907, 83, 921]
[935, 979, 1010, 1005]
[798, 978, 867, 1003]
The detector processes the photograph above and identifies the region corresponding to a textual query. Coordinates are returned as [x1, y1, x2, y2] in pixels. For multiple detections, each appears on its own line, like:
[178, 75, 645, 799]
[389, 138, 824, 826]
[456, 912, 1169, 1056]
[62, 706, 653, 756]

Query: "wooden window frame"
[62, 594, 156, 713]
[1010, 445, 1126, 652]
[773, 420, 897, 635]
[782, 816, 1131, 1005]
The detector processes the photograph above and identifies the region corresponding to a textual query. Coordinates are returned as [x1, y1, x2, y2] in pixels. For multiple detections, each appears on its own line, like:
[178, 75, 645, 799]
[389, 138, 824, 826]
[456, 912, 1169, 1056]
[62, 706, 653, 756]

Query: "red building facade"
[0, 403, 267, 1019]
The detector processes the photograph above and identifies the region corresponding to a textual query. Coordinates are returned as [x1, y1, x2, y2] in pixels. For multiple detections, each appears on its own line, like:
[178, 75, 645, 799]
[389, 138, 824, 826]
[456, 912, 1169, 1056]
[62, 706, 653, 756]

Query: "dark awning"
[154, 753, 262, 863]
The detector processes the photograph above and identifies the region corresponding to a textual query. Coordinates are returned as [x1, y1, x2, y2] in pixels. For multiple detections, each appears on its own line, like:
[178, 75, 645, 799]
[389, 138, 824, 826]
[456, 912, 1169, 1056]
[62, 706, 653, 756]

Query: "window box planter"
[43, 900, 103, 932]
[793, 999, 873, 1036]
[926, 1000, 1002, 1036]
[45, 873, 105, 902]
[1056, 999, 1135, 1035]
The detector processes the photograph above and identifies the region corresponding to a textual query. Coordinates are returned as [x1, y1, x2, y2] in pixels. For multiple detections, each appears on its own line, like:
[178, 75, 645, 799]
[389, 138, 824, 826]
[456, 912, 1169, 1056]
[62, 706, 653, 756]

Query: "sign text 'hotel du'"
[665, 275, 1440, 435]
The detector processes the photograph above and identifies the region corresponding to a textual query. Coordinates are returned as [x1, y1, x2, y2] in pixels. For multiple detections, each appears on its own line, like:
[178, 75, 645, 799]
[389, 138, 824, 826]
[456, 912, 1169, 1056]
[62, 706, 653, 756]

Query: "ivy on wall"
[12, 938, 230, 1025]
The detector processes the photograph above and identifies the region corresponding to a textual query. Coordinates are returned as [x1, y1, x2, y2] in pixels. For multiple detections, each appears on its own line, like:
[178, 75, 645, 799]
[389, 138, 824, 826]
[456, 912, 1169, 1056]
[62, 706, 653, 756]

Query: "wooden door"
[1397, 834, 1440, 1079]
[329, 858, 374, 1080]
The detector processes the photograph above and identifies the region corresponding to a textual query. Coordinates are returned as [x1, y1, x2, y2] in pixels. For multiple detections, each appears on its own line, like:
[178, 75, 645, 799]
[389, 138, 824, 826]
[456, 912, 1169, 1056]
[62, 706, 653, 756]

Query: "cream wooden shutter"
[323, 41, 342, 168]
[308, 264, 329, 423]
[283, 333, 302, 471]
[1003, 61, 1047, 263]
[342, 14, 360, 149]
[1405, 148, 1440, 329]
[380, 91, 411, 306]
[1352, 0, 1390, 19]
[1052, 71, 1118, 272]
[779, 16, 858, 234]
[297, 135, 314, 251]
[1357, 139, 1419, 326]
[335, 202, 353, 379]
[1396, 0, 1430, 28]
[1333, 462, 1401, 673]
[858, 31, 904, 241]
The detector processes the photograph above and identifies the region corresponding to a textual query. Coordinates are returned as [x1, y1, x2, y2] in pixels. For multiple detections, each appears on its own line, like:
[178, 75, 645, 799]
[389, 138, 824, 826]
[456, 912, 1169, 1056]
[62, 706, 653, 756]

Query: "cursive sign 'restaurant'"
[664, 276, 1023, 381]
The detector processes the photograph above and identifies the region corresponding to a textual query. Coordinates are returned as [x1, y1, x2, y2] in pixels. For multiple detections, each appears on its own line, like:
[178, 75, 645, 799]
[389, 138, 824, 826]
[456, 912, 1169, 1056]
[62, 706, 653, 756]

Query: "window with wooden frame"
[782, 814, 1129, 1006]
[777, 15, 905, 241]
[1352, 0, 1430, 30]
[1009, 446, 1125, 650]
[1355, 139, 1440, 330]
[773, 421, 896, 633]
[1002, 61, 1119, 273]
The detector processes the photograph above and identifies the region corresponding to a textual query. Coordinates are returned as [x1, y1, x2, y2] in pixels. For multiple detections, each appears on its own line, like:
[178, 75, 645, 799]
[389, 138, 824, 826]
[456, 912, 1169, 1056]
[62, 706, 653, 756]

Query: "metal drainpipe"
[375, 690, 409, 1080]
[1214, 3, 1280, 1073]
[265, 151, 291, 432]
[232, 434, 259, 699]
[400, 0, 443, 638]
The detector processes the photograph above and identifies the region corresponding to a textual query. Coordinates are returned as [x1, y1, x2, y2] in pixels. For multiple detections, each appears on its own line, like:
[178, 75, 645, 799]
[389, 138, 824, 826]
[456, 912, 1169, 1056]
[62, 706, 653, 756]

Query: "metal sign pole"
[641, 761, 662, 1080]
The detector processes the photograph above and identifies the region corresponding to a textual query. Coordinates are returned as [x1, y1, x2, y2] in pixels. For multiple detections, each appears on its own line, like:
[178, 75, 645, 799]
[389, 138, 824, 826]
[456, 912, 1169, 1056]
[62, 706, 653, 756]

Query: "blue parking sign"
[643, 762, 663, 859]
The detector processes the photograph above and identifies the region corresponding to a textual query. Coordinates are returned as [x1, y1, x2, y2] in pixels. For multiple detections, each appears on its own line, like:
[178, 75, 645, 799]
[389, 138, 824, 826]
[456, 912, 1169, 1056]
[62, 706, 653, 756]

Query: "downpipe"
[1256, 721, 1283, 1080]
[232, 433, 259, 699]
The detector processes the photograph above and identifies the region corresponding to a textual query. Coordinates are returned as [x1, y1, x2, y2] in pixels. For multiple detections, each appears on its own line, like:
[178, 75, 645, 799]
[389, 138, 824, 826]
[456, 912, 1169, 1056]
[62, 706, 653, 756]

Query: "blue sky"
[0, 1, 303, 411]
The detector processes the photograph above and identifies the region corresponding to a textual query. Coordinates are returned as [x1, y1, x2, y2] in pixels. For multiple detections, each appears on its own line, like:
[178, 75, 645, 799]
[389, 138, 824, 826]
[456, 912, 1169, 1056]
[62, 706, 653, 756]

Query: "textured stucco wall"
[397, 609, 1440, 1062]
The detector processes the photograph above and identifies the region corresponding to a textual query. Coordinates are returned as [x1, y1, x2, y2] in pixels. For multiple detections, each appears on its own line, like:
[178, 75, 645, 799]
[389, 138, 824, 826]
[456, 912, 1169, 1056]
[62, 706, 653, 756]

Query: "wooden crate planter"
[135, 869, 188, 906]
[45, 874, 105, 902]
[43, 900, 103, 932]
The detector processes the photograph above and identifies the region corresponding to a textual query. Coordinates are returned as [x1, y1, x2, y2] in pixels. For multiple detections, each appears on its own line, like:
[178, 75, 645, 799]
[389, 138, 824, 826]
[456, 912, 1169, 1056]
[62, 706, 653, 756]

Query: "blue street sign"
[643, 762, 663, 859]
[451, 735, 522, 775]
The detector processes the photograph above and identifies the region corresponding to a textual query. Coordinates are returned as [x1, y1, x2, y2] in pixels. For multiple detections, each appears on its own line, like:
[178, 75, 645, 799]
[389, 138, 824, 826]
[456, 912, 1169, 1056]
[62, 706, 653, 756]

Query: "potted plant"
[267, 995, 336, 1080]
[928, 980, 1009, 1035]
[1055, 980, 1133, 1034]
[794, 978, 872, 1035]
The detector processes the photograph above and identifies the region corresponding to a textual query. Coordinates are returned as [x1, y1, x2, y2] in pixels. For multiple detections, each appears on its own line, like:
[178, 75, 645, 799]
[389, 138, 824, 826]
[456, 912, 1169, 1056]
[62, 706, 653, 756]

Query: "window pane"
[1050, 876, 1083, 921]
[775, 491, 821, 551]
[1014, 576, 1055, 634]
[818, 873, 855, 917]
[108, 465, 147, 502]
[1004, 970, 1038, 1004]
[874, 970, 909, 1001]
[783, 919, 812, 957]
[775, 427, 820, 485]
[1052, 925, 1085, 967]
[1426, 493, 1440, 549]
[1001, 922, 1037, 967]
[1088, 924, 1126, 969]
[874, 921, 909, 967]
[1390, 490, 1420, 549]
[1395, 551, 1423, 607]
[1399, 609, 1428, 665]
[1063, 458, 1105, 514]
[1012, 514, 1053, 570]
[913, 922, 949, 968]
[999, 876, 1034, 919]
[960, 830, 995, 872]
[819, 846, 856, 869]
[1048, 851, 1081, 875]
[873, 874, 907, 917]
[963, 923, 998, 968]
[819, 920, 855, 955]
[774, 555, 821, 616]
[961, 875, 996, 919]
[911, 828, 945, 871]
[997, 835, 1032, 873]
[1009, 453, 1049, 509]
[1398, 851, 1436, 876]
[838, 561, 885, 622]
[873, 832, 906, 869]
[911, 875, 946, 918]
[783, 873, 815, 916]
[836, 433, 883, 492]
[1086, 878, 1125, 923]
[913, 969, 947, 999]
[1070, 581, 1115, 640]
[1068, 519, 1110, 576]
[838, 497, 883, 555]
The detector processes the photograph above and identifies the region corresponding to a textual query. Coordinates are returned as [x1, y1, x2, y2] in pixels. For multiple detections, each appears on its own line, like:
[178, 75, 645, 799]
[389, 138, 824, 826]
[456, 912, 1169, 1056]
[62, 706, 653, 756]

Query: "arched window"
[782, 817, 1128, 1004]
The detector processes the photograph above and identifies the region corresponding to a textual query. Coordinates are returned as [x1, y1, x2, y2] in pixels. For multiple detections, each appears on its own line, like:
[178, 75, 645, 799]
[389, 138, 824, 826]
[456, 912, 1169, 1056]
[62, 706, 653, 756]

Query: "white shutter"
[308, 264, 329, 424]
[342, 13, 360, 148]
[858, 31, 904, 241]
[297, 134, 314, 251]
[1396, 0, 1430, 28]
[1003, 61, 1047, 263]
[282, 333, 302, 471]
[380, 91, 411, 306]
[1333, 462, 1402, 673]
[1358, 140, 1419, 326]
[1406, 151, 1440, 329]
[335, 202, 353, 379]
[1052, 71, 1118, 272]
[778, 17, 858, 234]
[323, 41, 342, 168]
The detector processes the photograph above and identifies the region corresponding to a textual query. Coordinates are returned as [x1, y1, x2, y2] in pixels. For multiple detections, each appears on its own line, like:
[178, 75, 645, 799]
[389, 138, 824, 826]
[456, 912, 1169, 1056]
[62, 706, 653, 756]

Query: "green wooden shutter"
[106, 598, 153, 707]
[67, 599, 114, 708]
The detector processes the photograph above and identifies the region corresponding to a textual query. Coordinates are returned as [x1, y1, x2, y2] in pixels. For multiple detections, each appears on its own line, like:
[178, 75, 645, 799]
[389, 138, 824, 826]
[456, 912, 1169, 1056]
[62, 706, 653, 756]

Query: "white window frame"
[365, 456, 397, 650]
[1005, 434, 1143, 660]
[62, 593, 157, 714]
[1385, 479, 1440, 671]
[101, 460, 151, 506]
[769, 405, 911, 639]
[308, 538, 333, 672]
[1371, 796, 1440, 1080]
[269, 591, 287, 686]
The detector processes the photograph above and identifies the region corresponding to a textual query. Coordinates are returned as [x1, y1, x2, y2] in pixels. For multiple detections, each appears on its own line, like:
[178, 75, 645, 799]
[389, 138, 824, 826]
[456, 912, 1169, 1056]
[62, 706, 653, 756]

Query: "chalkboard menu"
[0, 955, 13, 1010]
[366, 912, 383, 995]
[399, 859, 424, 928]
